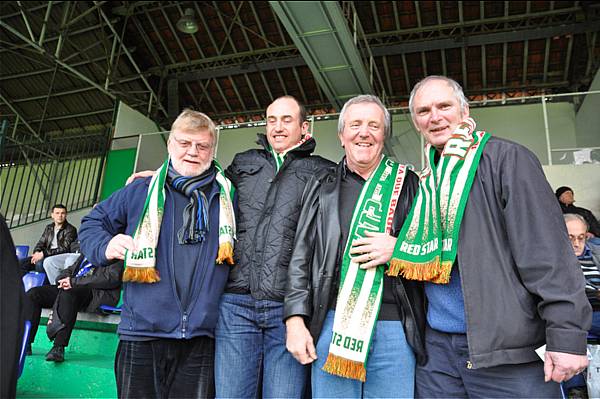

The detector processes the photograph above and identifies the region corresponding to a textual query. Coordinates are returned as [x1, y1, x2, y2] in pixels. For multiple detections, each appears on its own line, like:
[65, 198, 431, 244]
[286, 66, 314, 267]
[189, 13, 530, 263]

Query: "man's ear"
[301, 120, 310, 136]
[462, 105, 470, 119]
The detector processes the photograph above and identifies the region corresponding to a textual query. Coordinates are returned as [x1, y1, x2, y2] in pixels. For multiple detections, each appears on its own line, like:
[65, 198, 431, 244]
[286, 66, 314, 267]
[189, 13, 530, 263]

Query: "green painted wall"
[99, 148, 137, 200]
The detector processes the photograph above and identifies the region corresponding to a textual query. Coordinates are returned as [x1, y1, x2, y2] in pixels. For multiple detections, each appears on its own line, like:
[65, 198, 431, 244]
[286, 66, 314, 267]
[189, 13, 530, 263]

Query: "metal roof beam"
[370, 21, 600, 56]
[0, 93, 44, 142]
[270, 1, 374, 109]
[95, 3, 168, 118]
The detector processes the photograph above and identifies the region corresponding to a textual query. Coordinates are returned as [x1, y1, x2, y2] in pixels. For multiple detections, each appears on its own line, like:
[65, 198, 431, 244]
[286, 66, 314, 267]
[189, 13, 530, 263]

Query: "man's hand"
[286, 316, 317, 365]
[350, 231, 397, 270]
[57, 277, 72, 290]
[105, 234, 136, 260]
[126, 170, 155, 185]
[30, 251, 44, 264]
[544, 351, 588, 383]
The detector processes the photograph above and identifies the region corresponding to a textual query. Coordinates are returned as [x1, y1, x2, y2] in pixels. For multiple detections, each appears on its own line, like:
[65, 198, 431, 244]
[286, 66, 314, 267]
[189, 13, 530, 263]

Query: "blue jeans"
[415, 326, 561, 398]
[214, 293, 307, 398]
[312, 311, 416, 398]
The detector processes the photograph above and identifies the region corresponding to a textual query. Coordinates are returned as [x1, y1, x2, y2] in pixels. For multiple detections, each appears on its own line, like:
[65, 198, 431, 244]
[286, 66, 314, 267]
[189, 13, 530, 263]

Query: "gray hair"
[171, 108, 217, 145]
[338, 95, 391, 138]
[408, 76, 469, 121]
[564, 213, 589, 231]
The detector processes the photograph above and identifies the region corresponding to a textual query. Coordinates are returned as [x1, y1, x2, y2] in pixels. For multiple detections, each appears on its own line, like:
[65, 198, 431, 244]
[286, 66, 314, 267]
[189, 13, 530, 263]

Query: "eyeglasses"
[171, 136, 213, 152]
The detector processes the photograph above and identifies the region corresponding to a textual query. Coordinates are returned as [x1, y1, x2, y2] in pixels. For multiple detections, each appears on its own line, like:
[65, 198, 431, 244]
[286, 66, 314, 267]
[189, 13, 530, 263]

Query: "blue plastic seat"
[15, 245, 29, 261]
[22, 272, 46, 292]
[99, 304, 122, 314]
[18, 320, 31, 378]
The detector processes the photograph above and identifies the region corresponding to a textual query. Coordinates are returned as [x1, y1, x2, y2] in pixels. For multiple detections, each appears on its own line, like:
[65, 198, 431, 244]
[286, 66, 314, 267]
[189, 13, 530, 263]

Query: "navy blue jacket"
[79, 177, 229, 340]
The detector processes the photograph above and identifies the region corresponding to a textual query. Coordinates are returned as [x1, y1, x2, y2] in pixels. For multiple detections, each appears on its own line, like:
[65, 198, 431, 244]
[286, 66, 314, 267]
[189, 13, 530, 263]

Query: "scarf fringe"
[430, 261, 453, 284]
[216, 242, 234, 265]
[322, 353, 367, 382]
[123, 267, 161, 283]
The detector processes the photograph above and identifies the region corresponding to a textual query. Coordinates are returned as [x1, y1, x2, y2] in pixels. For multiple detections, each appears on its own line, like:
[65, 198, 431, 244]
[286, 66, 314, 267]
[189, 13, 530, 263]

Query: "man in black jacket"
[25, 255, 122, 362]
[19, 204, 77, 276]
[404, 75, 590, 397]
[284, 95, 425, 397]
[556, 186, 600, 237]
[214, 96, 334, 398]
[1, 214, 25, 398]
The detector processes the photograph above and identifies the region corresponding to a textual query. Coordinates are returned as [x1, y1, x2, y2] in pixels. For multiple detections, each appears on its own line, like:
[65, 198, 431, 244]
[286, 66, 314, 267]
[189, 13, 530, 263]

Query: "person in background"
[26, 255, 122, 362]
[556, 186, 600, 237]
[19, 204, 77, 276]
[565, 213, 600, 335]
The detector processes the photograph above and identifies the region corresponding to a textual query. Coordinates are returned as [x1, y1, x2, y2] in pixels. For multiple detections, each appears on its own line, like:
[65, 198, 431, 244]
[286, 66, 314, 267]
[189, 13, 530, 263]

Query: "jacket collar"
[256, 133, 317, 157]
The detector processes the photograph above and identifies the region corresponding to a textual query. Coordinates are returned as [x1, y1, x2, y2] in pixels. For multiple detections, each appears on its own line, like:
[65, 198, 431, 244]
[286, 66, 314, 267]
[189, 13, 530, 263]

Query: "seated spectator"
[557, 186, 600, 237]
[19, 204, 78, 276]
[26, 255, 122, 362]
[43, 241, 80, 285]
[565, 213, 600, 335]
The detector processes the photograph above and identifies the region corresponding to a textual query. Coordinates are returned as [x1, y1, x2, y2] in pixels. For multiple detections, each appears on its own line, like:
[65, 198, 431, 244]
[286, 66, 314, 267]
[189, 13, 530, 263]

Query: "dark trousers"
[20, 256, 44, 275]
[415, 326, 562, 398]
[115, 337, 215, 399]
[27, 285, 92, 347]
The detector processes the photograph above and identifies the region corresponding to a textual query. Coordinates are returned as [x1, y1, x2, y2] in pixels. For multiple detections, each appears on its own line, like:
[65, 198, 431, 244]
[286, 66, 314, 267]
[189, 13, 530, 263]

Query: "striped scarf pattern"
[168, 164, 216, 244]
[323, 156, 407, 381]
[388, 118, 490, 283]
[123, 158, 236, 283]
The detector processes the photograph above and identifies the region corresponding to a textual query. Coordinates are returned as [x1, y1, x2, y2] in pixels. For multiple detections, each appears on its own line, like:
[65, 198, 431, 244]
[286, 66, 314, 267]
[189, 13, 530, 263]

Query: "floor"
[17, 325, 118, 398]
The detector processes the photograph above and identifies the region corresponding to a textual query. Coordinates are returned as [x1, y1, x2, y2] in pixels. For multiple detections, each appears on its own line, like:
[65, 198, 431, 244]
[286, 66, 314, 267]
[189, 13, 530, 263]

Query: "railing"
[0, 128, 109, 229]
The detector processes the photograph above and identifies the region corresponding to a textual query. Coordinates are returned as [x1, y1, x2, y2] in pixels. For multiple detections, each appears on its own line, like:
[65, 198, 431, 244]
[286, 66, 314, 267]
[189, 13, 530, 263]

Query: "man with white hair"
[284, 94, 426, 397]
[79, 109, 236, 398]
[565, 213, 600, 335]
[388, 75, 591, 397]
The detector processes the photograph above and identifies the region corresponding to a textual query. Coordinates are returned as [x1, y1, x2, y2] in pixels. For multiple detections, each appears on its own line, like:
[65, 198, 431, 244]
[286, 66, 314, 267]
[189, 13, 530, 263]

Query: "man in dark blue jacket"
[79, 109, 236, 398]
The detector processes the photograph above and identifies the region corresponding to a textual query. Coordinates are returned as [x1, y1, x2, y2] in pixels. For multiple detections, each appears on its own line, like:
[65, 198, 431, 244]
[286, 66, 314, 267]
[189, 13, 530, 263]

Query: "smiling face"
[339, 102, 386, 179]
[411, 79, 469, 149]
[167, 127, 215, 176]
[266, 97, 308, 153]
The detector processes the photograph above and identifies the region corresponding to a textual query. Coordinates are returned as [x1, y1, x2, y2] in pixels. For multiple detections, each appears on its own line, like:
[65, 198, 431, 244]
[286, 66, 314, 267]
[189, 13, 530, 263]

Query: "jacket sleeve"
[33, 226, 50, 254]
[499, 144, 591, 355]
[79, 182, 143, 267]
[283, 175, 322, 322]
[72, 262, 123, 290]
[46, 224, 77, 257]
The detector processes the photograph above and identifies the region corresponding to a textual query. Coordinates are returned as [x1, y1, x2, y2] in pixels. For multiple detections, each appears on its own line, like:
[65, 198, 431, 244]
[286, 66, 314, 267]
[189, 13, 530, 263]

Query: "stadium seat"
[18, 320, 31, 378]
[22, 272, 46, 292]
[15, 245, 29, 261]
[99, 305, 122, 314]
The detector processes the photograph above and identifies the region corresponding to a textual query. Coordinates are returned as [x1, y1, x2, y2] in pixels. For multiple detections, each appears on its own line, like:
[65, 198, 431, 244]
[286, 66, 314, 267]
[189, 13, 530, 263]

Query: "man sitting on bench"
[26, 255, 122, 362]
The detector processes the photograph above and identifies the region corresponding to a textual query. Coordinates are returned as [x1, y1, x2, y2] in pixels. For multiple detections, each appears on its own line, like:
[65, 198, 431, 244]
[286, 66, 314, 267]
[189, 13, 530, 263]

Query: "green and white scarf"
[122, 158, 236, 283]
[269, 133, 312, 171]
[388, 118, 490, 283]
[322, 156, 407, 381]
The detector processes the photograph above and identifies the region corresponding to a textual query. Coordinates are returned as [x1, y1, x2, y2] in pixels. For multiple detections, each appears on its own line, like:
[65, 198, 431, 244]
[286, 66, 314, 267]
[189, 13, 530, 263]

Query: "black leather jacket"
[33, 221, 78, 257]
[283, 161, 427, 366]
[225, 134, 335, 301]
[56, 254, 122, 312]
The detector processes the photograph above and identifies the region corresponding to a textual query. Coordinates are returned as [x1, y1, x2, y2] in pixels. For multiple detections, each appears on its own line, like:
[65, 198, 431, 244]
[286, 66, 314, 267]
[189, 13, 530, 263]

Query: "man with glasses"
[79, 109, 236, 398]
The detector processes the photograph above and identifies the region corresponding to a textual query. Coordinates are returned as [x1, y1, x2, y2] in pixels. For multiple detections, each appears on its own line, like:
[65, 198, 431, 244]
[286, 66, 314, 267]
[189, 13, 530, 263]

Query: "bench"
[40, 308, 120, 333]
